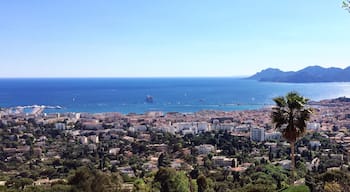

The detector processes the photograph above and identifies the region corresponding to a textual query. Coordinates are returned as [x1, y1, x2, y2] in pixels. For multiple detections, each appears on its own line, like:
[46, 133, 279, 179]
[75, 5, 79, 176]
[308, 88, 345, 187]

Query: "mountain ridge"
[249, 66, 350, 83]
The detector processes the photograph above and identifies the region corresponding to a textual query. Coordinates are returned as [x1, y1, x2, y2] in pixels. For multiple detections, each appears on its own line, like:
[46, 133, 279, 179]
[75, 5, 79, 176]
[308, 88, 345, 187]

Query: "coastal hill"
[249, 65, 350, 83]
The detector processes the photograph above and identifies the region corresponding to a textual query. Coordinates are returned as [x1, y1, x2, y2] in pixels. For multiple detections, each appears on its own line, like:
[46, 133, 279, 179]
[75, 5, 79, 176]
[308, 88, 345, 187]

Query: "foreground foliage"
[272, 92, 312, 182]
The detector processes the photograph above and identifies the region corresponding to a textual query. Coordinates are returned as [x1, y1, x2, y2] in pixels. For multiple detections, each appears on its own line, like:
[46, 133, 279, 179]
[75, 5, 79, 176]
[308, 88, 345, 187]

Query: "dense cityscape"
[1, 97, 350, 192]
[1, 1, 350, 192]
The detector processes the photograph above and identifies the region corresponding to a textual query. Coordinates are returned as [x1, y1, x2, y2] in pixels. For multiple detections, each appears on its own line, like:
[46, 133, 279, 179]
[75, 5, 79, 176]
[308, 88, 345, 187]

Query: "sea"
[0, 78, 350, 114]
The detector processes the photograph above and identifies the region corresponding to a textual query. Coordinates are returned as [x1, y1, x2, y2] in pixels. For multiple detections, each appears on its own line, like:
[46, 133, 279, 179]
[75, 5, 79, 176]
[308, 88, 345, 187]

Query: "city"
[0, 97, 350, 191]
[1, 1, 350, 192]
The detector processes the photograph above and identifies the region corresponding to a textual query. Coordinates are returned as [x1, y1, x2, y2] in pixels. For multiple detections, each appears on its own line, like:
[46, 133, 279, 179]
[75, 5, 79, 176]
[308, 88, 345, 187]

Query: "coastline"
[0, 96, 348, 116]
[1, 95, 349, 192]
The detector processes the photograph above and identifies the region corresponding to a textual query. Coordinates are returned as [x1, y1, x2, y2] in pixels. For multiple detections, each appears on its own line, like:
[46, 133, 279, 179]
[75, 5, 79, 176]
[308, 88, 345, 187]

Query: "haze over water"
[1, 78, 350, 114]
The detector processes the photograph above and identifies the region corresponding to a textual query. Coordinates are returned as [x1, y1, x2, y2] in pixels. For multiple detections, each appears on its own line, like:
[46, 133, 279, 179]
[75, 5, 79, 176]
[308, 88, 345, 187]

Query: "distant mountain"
[248, 66, 350, 83]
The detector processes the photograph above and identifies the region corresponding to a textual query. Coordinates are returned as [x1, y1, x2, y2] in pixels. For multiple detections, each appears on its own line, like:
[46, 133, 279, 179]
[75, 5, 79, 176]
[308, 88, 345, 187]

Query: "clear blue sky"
[0, 0, 349, 77]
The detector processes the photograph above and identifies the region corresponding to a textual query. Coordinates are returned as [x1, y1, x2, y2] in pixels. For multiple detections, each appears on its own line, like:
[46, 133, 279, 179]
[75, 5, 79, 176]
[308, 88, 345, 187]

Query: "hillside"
[249, 66, 350, 83]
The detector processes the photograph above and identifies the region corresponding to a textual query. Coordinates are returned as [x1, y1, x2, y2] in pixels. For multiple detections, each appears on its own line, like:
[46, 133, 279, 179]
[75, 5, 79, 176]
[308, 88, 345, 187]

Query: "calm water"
[0, 78, 350, 114]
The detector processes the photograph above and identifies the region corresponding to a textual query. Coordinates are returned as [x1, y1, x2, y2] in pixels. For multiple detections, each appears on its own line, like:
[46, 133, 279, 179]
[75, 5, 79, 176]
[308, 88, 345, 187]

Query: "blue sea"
[0, 78, 350, 114]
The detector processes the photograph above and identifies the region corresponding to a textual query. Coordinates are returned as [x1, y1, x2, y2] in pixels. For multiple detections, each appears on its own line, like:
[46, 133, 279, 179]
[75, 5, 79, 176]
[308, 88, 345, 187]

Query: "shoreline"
[1, 96, 348, 116]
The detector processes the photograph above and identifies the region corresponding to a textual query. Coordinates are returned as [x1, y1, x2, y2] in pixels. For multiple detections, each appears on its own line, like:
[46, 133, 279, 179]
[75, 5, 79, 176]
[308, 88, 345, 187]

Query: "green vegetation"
[343, 0, 350, 12]
[1, 123, 349, 192]
[306, 170, 350, 192]
[282, 185, 310, 192]
[154, 167, 192, 192]
[1, 92, 350, 191]
[272, 92, 312, 182]
[68, 167, 122, 192]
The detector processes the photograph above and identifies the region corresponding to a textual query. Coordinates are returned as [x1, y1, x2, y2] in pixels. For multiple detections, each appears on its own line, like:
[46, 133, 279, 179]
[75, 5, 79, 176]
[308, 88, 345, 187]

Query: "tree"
[68, 167, 93, 192]
[197, 174, 208, 192]
[134, 179, 151, 192]
[324, 181, 342, 192]
[271, 92, 312, 183]
[68, 166, 122, 192]
[154, 167, 190, 192]
[343, 0, 350, 12]
[189, 168, 200, 179]
[320, 170, 350, 192]
[154, 167, 177, 192]
[157, 153, 171, 168]
[6, 177, 33, 190]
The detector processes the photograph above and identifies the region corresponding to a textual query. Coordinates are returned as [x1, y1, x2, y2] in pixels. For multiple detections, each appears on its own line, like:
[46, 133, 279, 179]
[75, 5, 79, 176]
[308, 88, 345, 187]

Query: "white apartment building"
[250, 127, 265, 142]
[195, 144, 215, 155]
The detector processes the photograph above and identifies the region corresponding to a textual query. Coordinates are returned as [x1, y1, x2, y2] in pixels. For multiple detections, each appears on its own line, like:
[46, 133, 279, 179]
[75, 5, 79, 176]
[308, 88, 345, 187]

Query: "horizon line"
[0, 76, 250, 79]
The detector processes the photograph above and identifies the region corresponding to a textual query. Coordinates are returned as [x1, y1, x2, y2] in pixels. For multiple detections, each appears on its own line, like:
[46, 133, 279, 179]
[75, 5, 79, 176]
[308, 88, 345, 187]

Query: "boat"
[145, 95, 154, 103]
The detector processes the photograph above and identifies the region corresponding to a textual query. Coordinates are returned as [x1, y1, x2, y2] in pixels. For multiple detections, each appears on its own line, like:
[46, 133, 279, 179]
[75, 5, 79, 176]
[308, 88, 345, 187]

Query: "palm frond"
[273, 97, 286, 108]
[343, 1, 350, 12]
[271, 92, 312, 142]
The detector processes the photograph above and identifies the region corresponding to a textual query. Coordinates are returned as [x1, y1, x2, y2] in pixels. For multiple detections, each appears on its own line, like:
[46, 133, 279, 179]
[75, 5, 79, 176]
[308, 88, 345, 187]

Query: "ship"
[145, 95, 154, 103]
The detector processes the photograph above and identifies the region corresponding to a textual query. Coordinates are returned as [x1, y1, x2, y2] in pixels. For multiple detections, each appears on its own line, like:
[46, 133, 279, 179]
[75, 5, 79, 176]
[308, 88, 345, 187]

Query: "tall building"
[250, 127, 265, 142]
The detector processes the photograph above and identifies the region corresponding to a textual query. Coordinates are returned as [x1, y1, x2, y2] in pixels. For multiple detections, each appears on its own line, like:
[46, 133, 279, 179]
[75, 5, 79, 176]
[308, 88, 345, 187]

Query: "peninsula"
[249, 65, 350, 83]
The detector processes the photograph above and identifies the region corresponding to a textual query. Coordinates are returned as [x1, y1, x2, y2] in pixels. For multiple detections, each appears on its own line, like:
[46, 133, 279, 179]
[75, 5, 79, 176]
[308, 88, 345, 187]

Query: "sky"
[0, 0, 350, 78]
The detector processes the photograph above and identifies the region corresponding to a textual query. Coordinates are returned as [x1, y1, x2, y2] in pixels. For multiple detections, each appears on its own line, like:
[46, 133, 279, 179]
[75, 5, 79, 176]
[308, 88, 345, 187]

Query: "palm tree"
[271, 92, 312, 183]
[343, 0, 350, 12]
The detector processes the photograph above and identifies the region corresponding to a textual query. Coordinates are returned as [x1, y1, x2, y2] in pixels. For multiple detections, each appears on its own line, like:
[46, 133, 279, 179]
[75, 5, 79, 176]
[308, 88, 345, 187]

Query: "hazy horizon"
[1, 65, 350, 79]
